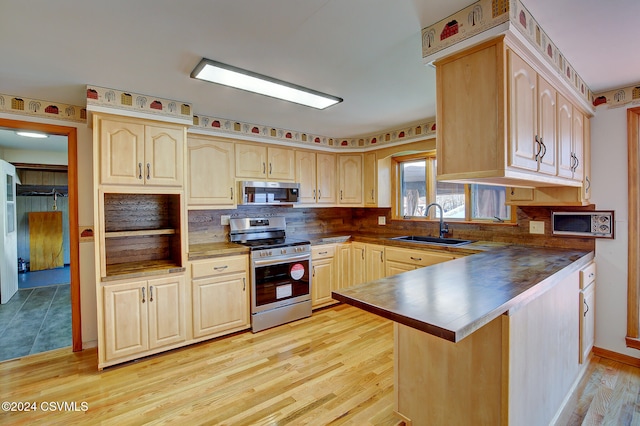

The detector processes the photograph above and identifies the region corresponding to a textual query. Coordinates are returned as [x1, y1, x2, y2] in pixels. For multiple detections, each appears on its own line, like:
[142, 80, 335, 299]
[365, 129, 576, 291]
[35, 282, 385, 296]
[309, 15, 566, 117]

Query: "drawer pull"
[584, 299, 589, 317]
[410, 256, 422, 261]
[214, 265, 228, 271]
[319, 251, 328, 255]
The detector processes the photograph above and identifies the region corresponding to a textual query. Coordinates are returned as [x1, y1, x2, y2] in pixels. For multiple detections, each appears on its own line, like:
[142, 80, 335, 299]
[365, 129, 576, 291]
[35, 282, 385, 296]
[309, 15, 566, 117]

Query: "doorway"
[0, 119, 80, 358]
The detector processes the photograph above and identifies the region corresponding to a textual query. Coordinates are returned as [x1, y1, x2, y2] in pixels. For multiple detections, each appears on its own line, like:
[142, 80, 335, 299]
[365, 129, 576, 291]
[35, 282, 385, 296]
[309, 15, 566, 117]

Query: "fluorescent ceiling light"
[191, 58, 342, 110]
[15, 131, 48, 138]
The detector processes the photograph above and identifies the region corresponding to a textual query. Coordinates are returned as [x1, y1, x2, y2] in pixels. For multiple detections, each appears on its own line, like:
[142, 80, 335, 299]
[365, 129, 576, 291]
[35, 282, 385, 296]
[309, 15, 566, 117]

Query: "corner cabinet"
[186, 135, 236, 208]
[95, 114, 184, 187]
[435, 34, 591, 191]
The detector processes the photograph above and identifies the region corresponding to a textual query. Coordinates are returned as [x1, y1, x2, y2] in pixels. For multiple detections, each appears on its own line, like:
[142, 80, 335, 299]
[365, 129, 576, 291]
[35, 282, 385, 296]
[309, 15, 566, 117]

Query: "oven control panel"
[254, 244, 310, 259]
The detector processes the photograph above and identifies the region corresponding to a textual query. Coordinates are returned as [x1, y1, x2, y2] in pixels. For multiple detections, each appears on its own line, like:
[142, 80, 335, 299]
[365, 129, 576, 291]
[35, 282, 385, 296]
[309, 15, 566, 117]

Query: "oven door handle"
[252, 254, 310, 267]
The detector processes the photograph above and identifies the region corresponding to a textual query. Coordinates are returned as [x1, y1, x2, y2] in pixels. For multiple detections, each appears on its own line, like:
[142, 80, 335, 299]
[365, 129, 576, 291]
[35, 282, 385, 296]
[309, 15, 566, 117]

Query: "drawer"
[385, 246, 456, 267]
[191, 255, 247, 279]
[580, 261, 596, 289]
[312, 244, 336, 260]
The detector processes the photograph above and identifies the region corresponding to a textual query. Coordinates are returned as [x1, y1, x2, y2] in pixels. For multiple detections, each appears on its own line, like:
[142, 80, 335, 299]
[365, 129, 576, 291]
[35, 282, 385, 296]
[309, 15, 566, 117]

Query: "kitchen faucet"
[425, 202, 449, 238]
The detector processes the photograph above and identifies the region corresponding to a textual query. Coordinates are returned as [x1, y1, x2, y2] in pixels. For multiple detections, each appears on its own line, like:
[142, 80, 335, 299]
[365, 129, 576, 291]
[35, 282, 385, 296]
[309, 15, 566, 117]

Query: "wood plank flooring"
[1, 303, 640, 425]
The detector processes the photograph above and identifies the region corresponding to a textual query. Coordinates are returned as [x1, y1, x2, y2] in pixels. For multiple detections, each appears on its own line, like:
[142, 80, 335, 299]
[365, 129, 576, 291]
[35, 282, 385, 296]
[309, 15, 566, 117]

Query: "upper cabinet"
[338, 154, 363, 205]
[435, 34, 591, 190]
[235, 143, 295, 181]
[295, 150, 337, 205]
[186, 135, 236, 208]
[97, 114, 184, 187]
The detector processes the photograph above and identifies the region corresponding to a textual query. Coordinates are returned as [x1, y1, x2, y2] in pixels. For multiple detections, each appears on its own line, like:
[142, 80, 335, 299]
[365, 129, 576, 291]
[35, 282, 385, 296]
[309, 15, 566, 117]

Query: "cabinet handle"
[230, 187, 234, 200]
[319, 251, 328, 255]
[318, 190, 321, 200]
[214, 265, 228, 271]
[585, 176, 591, 193]
[242, 277, 246, 291]
[371, 189, 374, 200]
[340, 190, 343, 201]
[269, 163, 272, 175]
[312, 266, 316, 277]
[361, 249, 365, 260]
[573, 155, 579, 171]
[149, 285, 154, 302]
[534, 135, 542, 161]
[138, 163, 143, 180]
[584, 299, 589, 317]
[588, 272, 595, 279]
[141, 287, 146, 303]
[146, 163, 151, 180]
[313, 189, 316, 200]
[263, 162, 266, 174]
[539, 138, 546, 159]
[410, 256, 422, 261]
[380, 252, 383, 262]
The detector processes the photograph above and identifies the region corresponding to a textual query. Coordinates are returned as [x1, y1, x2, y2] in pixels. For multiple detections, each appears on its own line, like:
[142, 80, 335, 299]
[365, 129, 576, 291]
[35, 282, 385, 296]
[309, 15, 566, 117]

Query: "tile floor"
[0, 283, 71, 362]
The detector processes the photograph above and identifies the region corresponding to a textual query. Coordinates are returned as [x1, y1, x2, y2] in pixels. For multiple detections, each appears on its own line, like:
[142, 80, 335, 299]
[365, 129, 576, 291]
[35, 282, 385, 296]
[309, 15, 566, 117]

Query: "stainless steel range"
[229, 217, 312, 332]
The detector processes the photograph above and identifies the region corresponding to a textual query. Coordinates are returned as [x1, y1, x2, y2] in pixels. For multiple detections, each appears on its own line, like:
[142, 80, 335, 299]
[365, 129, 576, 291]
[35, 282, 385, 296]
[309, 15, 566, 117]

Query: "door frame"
[0, 118, 81, 352]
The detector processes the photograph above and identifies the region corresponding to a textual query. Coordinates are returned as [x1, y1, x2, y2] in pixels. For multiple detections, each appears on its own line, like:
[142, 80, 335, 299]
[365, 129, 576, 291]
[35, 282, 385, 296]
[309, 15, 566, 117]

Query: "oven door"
[251, 254, 311, 314]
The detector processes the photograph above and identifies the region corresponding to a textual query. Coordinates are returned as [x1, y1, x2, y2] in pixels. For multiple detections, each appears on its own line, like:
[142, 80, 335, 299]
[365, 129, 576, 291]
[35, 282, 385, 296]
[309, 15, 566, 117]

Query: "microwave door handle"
[253, 254, 310, 267]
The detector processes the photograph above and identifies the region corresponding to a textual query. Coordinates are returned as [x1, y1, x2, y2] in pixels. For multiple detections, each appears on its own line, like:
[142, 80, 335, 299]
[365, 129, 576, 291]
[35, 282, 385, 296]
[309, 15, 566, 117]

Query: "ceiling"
[1, 0, 639, 139]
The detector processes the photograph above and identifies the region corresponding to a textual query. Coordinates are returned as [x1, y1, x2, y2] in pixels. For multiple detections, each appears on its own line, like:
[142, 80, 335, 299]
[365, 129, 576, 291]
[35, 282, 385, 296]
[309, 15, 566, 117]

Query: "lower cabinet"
[335, 243, 352, 291]
[312, 244, 337, 308]
[351, 242, 367, 286]
[190, 255, 250, 339]
[103, 274, 186, 363]
[385, 246, 458, 276]
[365, 244, 386, 281]
[579, 261, 596, 363]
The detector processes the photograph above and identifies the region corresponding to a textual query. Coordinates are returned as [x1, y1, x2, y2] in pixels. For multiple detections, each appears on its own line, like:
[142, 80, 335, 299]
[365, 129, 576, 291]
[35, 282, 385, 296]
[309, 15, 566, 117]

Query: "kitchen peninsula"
[332, 245, 594, 425]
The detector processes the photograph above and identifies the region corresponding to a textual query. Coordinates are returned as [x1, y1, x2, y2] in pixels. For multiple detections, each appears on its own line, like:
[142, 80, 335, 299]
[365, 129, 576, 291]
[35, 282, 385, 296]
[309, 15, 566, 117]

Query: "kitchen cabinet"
[312, 244, 337, 308]
[295, 150, 337, 205]
[103, 274, 186, 363]
[96, 114, 184, 187]
[365, 243, 386, 281]
[235, 143, 295, 181]
[190, 255, 250, 339]
[335, 243, 351, 290]
[385, 246, 458, 276]
[186, 135, 235, 208]
[351, 242, 367, 286]
[363, 152, 377, 207]
[435, 34, 588, 189]
[579, 261, 596, 364]
[338, 154, 363, 205]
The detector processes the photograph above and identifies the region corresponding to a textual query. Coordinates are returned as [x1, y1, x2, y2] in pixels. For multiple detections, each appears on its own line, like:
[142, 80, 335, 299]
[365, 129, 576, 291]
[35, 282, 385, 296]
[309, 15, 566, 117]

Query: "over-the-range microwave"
[239, 181, 300, 205]
[551, 210, 614, 238]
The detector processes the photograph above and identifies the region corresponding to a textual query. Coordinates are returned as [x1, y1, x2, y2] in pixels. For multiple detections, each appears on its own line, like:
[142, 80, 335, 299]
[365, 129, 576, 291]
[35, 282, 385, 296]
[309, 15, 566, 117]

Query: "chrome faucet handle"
[442, 222, 449, 236]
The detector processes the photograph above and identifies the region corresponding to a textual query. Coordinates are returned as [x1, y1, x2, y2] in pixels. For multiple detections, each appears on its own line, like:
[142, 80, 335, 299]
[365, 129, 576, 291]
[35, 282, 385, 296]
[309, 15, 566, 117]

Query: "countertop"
[188, 242, 249, 260]
[332, 245, 594, 343]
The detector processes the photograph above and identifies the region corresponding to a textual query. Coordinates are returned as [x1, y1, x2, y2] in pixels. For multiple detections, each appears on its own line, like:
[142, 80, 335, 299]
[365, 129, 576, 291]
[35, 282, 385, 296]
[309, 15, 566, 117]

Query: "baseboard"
[593, 346, 640, 368]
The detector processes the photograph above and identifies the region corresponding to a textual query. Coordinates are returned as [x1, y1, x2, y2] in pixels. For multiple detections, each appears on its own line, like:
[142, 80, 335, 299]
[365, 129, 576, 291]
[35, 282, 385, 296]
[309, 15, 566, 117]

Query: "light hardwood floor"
[1, 304, 639, 425]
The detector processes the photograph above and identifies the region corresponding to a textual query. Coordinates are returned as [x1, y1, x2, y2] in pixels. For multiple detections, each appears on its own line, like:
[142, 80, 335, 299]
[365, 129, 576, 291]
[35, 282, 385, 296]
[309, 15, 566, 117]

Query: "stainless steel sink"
[390, 235, 474, 246]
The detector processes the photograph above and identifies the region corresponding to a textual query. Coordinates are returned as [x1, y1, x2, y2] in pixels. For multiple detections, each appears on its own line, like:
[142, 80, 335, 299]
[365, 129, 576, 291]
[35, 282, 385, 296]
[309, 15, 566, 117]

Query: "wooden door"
[316, 153, 336, 204]
[28, 211, 63, 271]
[235, 143, 267, 179]
[363, 152, 377, 206]
[351, 243, 366, 286]
[147, 275, 186, 349]
[556, 93, 574, 179]
[144, 125, 183, 187]
[103, 280, 149, 361]
[385, 261, 415, 277]
[187, 137, 235, 207]
[267, 147, 295, 181]
[192, 273, 248, 338]
[580, 283, 595, 363]
[99, 117, 145, 185]
[572, 107, 585, 182]
[335, 243, 351, 290]
[312, 257, 334, 307]
[537, 76, 557, 175]
[338, 154, 363, 204]
[295, 150, 317, 203]
[508, 50, 538, 172]
[365, 244, 385, 281]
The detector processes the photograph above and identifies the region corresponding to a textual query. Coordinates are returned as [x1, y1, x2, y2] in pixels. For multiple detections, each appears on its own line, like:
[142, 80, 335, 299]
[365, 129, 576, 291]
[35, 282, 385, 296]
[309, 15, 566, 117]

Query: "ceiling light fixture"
[190, 58, 343, 110]
[15, 131, 48, 138]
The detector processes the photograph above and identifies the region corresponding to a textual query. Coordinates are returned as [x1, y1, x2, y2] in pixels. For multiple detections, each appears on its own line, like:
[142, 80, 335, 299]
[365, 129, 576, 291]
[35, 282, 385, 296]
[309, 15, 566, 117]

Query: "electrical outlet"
[378, 216, 386, 225]
[529, 220, 545, 234]
[221, 215, 230, 226]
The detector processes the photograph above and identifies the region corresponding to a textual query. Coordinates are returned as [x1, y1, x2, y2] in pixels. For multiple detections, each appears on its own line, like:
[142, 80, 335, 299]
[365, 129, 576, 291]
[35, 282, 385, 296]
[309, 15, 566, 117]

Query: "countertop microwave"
[551, 210, 614, 238]
[239, 181, 300, 205]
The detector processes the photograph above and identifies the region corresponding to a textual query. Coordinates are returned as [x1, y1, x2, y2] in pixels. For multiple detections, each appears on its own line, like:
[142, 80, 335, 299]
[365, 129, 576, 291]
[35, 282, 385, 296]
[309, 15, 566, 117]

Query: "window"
[395, 153, 512, 222]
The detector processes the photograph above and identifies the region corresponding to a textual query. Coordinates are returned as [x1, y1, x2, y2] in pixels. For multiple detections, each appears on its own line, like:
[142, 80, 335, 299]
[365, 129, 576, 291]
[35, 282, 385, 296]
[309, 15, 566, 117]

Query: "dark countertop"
[188, 242, 249, 260]
[332, 245, 594, 343]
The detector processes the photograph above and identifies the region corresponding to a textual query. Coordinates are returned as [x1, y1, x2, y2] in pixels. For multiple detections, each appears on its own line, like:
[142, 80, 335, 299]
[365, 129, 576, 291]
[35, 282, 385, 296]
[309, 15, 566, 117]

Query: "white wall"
[1, 148, 67, 165]
[591, 106, 639, 359]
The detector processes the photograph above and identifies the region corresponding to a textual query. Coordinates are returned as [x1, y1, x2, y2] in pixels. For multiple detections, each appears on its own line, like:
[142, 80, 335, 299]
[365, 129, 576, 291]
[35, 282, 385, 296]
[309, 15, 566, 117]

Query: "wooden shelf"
[105, 228, 177, 238]
[103, 259, 185, 281]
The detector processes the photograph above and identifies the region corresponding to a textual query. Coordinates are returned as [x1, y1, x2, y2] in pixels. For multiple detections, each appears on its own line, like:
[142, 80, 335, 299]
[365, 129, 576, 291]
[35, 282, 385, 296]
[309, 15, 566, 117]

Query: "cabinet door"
[365, 244, 386, 281]
[556, 93, 574, 179]
[363, 152, 377, 207]
[235, 143, 267, 179]
[192, 272, 249, 338]
[316, 153, 337, 204]
[572, 107, 585, 182]
[537, 76, 557, 175]
[385, 260, 415, 277]
[147, 275, 186, 349]
[312, 257, 334, 307]
[267, 147, 295, 181]
[144, 125, 184, 187]
[338, 154, 363, 205]
[103, 280, 149, 361]
[295, 151, 317, 203]
[100, 118, 145, 185]
[336, 243, 351, 290]
[351, 243, 366, 286]
[187, 137, 235, 207]
[583, 116, 592, 201]
[580, 283, 595, 364]
[508, 50, 538, 172]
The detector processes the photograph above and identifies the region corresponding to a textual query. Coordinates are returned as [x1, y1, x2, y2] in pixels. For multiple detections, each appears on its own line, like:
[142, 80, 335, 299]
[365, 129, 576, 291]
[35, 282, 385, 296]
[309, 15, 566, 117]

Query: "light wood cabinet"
[351, 242, 367, 286]
[435, 34, 587, 189]
[338, 154, 363, 205]
[186, 135, 235, 208]
[579, 261, 596, 364]
[385, 246, 457, 276]
[235, 143, 295, 181]
[335, 243, 351, 291]
[103, 274, 186, 362]
[295, 150, 336, 205]
[312, 245, 337, 308]
[363, 152, 377, 207]
[97, 114, 184, 187]
[190, 255, 250, 338]
[365, 244, 386, 281]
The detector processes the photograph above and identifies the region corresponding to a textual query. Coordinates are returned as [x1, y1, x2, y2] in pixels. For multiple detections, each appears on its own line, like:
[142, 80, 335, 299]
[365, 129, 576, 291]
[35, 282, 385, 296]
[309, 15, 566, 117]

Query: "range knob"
[281, 248, 287, 255]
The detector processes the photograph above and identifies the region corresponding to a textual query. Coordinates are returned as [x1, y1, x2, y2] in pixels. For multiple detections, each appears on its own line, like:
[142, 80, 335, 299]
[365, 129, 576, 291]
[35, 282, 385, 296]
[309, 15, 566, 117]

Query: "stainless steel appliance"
[229, 216, 312, 332]
[552, 210, 614, 238]
[238, 181, 300, 205]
